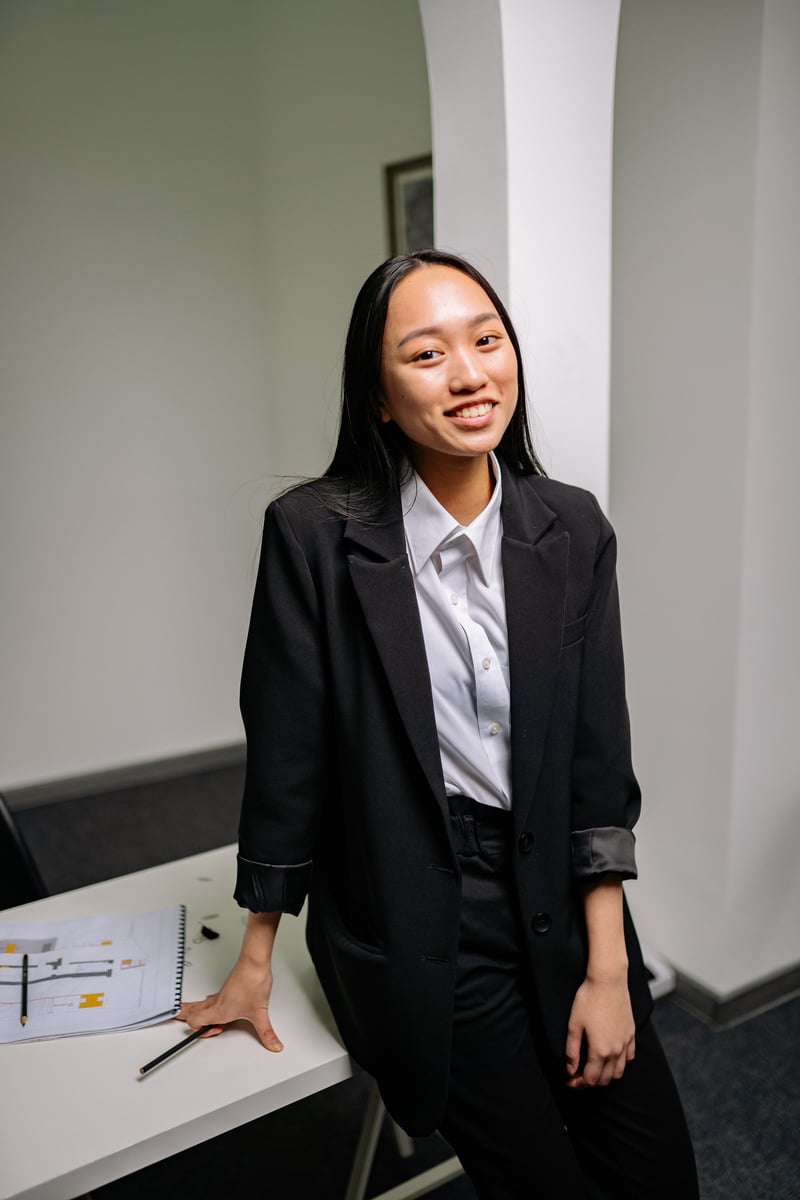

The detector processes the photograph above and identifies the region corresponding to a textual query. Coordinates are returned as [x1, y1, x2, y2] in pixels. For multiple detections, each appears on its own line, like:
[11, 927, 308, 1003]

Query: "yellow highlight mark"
[79, 993, 105, 1009]
[100, 940, 112, 946]
[3, 944, 17, 954]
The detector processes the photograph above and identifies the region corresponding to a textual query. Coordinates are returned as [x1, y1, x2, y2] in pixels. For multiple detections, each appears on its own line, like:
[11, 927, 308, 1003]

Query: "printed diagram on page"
[0, 907, 184, 1042]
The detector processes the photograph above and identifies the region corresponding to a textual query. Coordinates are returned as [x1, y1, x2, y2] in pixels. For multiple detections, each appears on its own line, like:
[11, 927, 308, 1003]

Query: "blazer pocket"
[561, 613, 587, 648]
[322, 896, 386, 960]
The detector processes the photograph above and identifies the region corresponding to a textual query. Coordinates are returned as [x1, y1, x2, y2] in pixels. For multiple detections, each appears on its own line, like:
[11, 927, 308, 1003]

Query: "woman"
[180, 250, 699, 1198]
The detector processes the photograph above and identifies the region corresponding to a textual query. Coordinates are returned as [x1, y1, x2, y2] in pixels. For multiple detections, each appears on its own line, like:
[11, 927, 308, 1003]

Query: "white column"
[419, 0, 621, 505]
[501, 0, 620, 506]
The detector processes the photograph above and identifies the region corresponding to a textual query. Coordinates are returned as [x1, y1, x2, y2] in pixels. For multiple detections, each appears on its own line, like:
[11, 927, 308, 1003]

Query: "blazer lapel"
[345, 498, 448, 815]
[500, 468, 569, 836]
[343, 466, 569, 833]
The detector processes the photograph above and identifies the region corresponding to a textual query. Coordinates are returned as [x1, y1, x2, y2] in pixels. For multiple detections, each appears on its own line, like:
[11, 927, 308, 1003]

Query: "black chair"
[0, 791, 48, 909]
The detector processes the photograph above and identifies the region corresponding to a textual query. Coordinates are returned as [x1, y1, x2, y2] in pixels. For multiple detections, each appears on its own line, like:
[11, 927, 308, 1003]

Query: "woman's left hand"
[564, 975, 636, 1089]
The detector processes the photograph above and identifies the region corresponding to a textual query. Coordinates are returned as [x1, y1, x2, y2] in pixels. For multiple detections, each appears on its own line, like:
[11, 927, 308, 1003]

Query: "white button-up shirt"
[400, 456, 512, 810]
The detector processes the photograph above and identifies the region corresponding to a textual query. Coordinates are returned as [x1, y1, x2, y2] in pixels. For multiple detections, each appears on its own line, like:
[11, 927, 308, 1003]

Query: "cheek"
[379, 390, 411, 428]
[385, 385, 432, 428]
[504, 356, 519, 391]
[500, 386, 519, 433]
[504, 366, 520, 409]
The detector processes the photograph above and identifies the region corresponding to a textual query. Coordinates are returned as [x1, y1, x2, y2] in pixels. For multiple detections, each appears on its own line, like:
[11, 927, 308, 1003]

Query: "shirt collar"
[400, 453, 503, 585]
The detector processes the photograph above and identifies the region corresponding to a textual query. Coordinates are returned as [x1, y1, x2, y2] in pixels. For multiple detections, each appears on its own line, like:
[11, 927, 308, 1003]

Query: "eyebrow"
[395, 311, 501, 349]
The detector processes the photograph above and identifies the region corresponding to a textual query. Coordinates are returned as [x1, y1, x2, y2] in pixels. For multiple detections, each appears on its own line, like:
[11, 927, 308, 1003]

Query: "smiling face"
[378, 265, 518, 479]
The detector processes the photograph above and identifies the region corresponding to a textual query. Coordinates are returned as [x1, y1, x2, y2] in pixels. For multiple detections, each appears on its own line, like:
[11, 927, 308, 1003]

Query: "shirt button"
[482, 657, 491, 670]
[450, 593, 459, 605]
[489, 723, 501, 736]
[531, 912, 552, 934]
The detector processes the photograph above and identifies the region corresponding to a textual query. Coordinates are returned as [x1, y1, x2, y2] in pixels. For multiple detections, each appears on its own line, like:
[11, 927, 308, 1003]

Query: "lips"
[445, 400, 496, 419]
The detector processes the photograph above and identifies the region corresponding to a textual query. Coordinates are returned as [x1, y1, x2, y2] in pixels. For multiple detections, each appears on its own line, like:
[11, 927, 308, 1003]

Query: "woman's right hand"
[177, 911, 284, 1051]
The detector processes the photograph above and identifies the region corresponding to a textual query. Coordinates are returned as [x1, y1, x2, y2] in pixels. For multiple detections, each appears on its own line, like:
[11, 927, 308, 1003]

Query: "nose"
[449, 347, 488, 394]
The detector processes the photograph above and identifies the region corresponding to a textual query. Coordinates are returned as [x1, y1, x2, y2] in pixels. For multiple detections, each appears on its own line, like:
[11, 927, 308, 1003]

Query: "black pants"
[439, 796, 699, 1200]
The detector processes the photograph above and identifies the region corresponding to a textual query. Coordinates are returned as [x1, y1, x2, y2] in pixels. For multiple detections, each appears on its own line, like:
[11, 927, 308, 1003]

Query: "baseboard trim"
[3, 743, 247, 811]
[641, 944, 677, 1001]
[674, 962, 800, 1029]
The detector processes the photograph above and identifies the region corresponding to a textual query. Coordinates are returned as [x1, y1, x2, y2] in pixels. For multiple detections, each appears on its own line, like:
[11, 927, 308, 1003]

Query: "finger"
[580, 1064, 608, 1088]
[596, 1046, 631, 1086]
[176, 1005, 202, 1023]
[564, 1026, 583, 1076]
[627, 1035, 636, 1063]
[176, 994, 219, 1021]
[581, 1052, 604, 1088]
[184, 999, 228, 1032]
[597, 1058, 618, 1087]
[600, 1048, 619, 1086]
[175, 1004, 201, 1023]
[612, 1050, 628, 1081]
[247, 1008, 283, 1052]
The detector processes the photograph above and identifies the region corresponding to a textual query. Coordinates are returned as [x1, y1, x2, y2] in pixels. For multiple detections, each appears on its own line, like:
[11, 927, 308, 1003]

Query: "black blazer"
[235, 460, 653, 1134]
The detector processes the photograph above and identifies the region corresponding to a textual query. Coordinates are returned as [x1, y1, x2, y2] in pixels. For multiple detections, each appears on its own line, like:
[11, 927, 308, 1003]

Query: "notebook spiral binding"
[173, 904, 188, 1012]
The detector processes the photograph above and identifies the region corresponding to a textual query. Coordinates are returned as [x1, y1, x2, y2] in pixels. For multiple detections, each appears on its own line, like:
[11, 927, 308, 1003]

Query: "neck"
[412, 452, 495, 525]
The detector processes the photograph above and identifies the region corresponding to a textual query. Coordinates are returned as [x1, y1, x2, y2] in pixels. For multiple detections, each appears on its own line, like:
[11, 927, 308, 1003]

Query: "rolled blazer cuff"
[234, 854, 312, 916]
[571, 827, 638, 883]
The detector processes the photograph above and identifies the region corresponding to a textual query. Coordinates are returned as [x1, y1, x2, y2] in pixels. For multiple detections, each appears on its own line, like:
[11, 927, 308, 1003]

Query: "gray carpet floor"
[15, 766, 800, 1199]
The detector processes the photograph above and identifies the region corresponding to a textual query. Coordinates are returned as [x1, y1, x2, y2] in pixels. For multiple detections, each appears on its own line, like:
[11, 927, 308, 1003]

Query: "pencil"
[138, 1025, 214, 1076]
[20, 954, 28, 1027]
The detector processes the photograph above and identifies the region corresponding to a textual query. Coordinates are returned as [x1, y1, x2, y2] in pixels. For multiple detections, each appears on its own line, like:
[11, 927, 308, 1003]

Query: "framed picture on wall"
[385, 155, 434, 255]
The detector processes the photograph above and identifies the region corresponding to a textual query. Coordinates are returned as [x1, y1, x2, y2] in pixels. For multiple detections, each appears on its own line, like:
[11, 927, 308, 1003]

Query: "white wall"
[253, 0, 432, 481]
[612, 0, 800, 995]
[0, 0, 431, 792]
[421, 0, 509, 299]
[727, 0, 800, 990]
[0, 1, 269, 789]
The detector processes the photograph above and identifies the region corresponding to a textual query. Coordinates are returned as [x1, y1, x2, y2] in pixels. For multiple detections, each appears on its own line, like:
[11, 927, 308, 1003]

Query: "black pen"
[20, 954, 28, 1027]
[138, 1025, 214, 1076]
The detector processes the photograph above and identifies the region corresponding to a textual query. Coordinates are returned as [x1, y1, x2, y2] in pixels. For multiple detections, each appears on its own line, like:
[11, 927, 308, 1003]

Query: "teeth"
[452, 402, 493, 419]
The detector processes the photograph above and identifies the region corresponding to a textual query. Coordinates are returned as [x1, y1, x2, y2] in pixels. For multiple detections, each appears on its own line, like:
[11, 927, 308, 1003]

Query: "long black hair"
[321, 249, 544, 514]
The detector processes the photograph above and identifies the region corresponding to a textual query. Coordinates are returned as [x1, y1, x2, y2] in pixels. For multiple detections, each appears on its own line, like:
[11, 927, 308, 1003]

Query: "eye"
[412, 348, 442, 362]
[476, 334, 500, 348]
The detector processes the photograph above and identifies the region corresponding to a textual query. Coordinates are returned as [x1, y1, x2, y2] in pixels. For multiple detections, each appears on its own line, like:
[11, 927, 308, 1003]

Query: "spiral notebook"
[0, 905, 186, 1043]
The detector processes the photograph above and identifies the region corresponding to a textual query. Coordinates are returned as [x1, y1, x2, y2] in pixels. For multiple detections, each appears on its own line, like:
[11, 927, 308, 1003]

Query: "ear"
[374, 393, 393, 425]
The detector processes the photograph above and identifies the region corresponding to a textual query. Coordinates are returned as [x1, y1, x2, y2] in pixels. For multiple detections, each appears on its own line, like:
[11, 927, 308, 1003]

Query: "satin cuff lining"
[233, 853, 312, 916]
[571, 826, 637, 882]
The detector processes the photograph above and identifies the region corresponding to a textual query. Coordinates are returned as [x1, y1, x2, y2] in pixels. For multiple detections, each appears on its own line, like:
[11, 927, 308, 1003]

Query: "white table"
[0, 846, 352, 1200]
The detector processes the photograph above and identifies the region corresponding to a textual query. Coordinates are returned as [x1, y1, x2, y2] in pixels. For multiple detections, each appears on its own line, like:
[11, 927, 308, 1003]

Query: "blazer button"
[518, 831, 534, 854]
[531, 912, 551, 934]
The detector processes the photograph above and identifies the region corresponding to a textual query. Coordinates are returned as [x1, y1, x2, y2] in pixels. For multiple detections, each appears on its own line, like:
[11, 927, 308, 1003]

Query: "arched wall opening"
[421, 0, 800, 1008]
